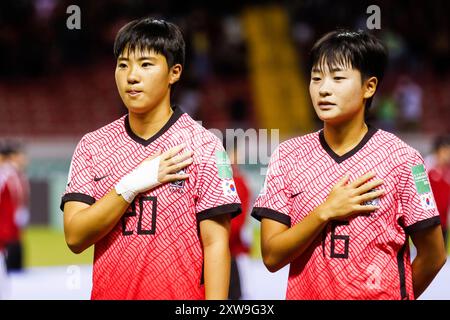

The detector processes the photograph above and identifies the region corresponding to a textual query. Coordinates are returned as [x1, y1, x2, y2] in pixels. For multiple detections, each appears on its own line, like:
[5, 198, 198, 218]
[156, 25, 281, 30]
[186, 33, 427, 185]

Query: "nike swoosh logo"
[94, 174, 111, 182]
[290, 191, 304, 198]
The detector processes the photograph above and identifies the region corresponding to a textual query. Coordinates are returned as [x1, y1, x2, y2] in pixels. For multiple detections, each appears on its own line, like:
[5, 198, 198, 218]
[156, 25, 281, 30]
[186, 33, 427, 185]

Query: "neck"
[323, 117, 368, 156]
[128, 103, 174, 140]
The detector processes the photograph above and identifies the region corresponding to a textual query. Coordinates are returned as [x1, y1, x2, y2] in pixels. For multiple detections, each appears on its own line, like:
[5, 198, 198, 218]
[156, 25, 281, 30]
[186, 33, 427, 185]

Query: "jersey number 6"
[322, 220, 350, 259]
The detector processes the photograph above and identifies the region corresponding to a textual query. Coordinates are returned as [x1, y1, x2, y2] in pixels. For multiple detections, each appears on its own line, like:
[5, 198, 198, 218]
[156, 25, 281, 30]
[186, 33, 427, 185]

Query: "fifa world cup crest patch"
[411, 164, 436, 210]
[215, 151, 233, 179]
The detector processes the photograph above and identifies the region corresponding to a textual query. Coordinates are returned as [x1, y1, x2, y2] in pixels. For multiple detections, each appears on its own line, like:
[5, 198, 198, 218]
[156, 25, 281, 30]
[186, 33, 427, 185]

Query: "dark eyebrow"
[330, 67, 345, 72]
[117, 56, 157, 62]
[312, 66, 348, 73]
[137, 56, 157, 61]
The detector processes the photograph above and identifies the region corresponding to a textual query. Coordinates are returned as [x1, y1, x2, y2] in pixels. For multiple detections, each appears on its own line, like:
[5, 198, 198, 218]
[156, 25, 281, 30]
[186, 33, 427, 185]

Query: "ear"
[363, 76, 378, 99]
[169, 64, 182, 85]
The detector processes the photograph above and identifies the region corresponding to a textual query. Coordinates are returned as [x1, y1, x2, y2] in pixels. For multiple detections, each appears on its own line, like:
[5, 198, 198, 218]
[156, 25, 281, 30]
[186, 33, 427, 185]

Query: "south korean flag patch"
[420, 193, 436, 210]
[222, 179, 237, 197]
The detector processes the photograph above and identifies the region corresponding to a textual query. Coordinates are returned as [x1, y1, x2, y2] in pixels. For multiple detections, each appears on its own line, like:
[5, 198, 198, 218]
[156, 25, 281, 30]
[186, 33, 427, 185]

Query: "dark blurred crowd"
[0, 0, 448, 134]
[286, 0, 449, 133]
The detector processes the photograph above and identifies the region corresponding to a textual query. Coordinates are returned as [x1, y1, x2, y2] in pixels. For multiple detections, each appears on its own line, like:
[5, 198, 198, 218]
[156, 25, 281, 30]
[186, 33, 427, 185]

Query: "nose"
[127, 65, 140, 84]
[318, 78, 332, 97]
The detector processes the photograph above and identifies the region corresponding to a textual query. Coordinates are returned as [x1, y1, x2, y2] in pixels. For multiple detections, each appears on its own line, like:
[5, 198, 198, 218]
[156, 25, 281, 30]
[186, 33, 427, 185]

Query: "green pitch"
[20, 225, 450, 267]
[23, 226, 93, 267]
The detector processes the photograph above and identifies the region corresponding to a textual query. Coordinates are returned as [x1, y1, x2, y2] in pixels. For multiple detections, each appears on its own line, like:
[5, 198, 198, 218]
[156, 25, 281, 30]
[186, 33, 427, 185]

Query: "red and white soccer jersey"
[61, 106, 241, 300]
[0, 164, 21, 250]
[252, 126, 440, 300]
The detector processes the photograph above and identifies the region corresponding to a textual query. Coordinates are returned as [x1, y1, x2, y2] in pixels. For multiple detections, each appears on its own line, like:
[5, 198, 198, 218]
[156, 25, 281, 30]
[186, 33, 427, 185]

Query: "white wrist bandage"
[115, 156, 161, 203]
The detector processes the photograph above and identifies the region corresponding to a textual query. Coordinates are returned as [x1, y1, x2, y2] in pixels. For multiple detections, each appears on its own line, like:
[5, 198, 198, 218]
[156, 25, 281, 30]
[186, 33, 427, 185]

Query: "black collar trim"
[124, 106, 184, 147]
[319, 125, 378, 164]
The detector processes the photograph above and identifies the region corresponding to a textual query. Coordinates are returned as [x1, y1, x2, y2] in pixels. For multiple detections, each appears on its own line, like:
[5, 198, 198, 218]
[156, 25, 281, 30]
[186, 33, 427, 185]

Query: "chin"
[126, 106, 148, 114]
[317, 111, 339, 122]
[318, 113, 347, 125]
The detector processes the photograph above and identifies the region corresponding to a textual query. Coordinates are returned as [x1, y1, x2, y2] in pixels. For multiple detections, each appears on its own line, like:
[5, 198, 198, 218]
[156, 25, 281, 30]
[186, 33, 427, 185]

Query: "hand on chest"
[288, 169, 395, 221]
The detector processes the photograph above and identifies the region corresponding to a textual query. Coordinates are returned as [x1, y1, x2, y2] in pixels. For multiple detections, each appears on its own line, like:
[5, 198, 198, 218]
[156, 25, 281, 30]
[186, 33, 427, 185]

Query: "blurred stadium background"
[0, 0, 449, 299]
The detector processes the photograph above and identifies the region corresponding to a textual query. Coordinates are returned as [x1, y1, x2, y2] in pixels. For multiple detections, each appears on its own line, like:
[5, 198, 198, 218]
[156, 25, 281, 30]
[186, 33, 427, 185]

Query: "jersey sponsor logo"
[215, 151, 232, 179]
[93, 174, 111, 182]
[290, 191, 304, 198]
[221, 179, 237, 196]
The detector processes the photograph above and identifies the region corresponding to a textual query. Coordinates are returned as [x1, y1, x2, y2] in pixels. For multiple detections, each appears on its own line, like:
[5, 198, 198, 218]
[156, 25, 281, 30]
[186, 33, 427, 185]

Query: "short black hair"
[433, 135, 450, 151]
[0, 140, 21, 156]
[113, 17, 185, 68]
[309, 29, 388, 109]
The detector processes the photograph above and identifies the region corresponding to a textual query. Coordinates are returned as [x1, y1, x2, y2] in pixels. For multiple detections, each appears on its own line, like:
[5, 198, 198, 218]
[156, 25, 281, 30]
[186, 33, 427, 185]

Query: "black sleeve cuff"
[405, 216, 441, 234]
[60, 192, 96, 211]
[251, 207, 291, 227]
[197, 203, 242, 222]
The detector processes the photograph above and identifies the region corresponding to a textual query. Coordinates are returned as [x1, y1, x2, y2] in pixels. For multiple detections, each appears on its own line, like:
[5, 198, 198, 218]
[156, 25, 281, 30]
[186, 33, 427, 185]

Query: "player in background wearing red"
[252, 30, 446, 299]
[428, 135, 450, 249]
[61, 17, 241, 300]
[227, 145, 251, 300]
[0, 146, 13, 298]
[0, 142, 30, 272]
[0, 142, 27, 274]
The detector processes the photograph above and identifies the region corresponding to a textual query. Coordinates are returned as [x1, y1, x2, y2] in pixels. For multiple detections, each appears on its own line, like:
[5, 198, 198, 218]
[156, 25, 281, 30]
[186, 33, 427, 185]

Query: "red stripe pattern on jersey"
[61, 107, 241, 299]
[252, 127, 440, 300]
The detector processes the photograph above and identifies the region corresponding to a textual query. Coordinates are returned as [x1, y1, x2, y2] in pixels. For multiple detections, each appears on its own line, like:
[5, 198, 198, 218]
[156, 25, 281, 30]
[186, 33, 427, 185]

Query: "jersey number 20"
[121, 196, 157, 235]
